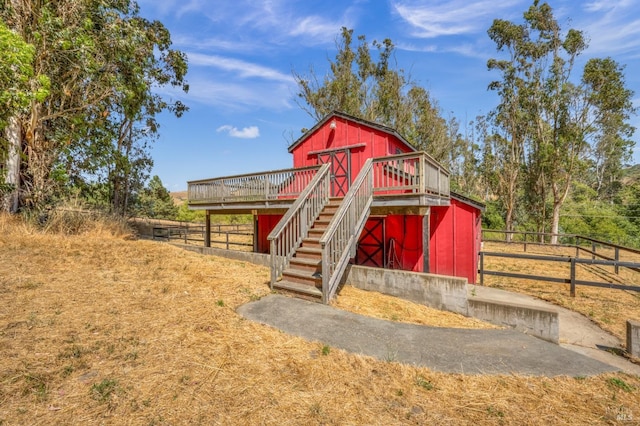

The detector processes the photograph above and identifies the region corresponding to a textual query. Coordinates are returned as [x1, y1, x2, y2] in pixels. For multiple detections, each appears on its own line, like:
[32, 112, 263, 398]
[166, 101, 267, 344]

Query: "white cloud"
[216, 125, 260, 139]
[288, 15, 345, 40]
[392, 0, 520, 38]
[577, 1, 640, 57]
[153, 76, 294, 111]
[187, 53, 295, 83]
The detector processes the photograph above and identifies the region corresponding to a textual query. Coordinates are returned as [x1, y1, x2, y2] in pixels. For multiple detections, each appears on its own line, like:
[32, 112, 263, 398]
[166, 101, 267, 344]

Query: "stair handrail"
[319, 159, 374, 303]
[267, 163, 331, 288]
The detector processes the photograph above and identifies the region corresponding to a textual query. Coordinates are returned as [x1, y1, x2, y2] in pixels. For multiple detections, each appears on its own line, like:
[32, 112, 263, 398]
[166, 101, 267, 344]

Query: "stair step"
[313, 219, 331, 227]
[307, 228, 325, 238]
[296, 247, 322, 260]
[301, 237, 321, 249]
[274, 280, 322, 298]
[289, 257, 321, 272]
[282, 267, 322, 286]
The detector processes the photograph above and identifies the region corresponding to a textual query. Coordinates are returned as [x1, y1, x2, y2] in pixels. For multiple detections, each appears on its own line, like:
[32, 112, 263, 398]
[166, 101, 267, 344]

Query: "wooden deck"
[188, 152, 451, 211]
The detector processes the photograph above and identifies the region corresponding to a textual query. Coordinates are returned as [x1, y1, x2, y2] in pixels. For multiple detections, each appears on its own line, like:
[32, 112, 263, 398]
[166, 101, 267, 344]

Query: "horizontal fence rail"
[482, 229, 640, 273]
[188, 165, 321, 204]
[150, 223, 253, 250]
[480, 230, 640, 296]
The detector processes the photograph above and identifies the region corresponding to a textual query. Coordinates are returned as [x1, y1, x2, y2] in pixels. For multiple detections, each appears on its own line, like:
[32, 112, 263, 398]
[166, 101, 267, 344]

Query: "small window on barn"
[395, 147, 403, 154]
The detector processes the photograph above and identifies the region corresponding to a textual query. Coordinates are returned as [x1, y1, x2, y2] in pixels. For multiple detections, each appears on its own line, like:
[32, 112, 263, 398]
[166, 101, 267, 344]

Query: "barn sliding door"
[317, 149, 351, 197]
[356, 217, 385, 268]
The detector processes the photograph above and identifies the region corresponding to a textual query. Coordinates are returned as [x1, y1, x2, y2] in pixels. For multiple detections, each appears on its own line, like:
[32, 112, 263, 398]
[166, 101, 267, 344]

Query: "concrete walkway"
[237, 291, 637, 376]
[469, 285, 640, 375]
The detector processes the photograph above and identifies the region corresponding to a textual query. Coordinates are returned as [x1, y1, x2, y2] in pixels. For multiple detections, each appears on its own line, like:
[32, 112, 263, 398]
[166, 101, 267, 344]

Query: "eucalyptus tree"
[486, 1, 635, 243]
[0, 21, 48, 211]
[294, 27, 461, 168]
[0, 0, 188, 214]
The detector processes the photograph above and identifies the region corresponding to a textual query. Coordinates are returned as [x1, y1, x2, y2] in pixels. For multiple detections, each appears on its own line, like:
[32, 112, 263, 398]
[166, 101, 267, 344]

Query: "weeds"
[415, 376, 433, 390]
[321, 345, 331, 356]
[607, 377, 634, 392]
[91, 379, 120, 403]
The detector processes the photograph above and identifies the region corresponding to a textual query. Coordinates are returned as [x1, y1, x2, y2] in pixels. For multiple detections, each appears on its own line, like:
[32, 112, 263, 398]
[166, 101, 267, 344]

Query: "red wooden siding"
[429, 198, 481, 284]
[355, 215, 424, 272]
[255, 214, 283, 253]
[290, 116, 413, 182]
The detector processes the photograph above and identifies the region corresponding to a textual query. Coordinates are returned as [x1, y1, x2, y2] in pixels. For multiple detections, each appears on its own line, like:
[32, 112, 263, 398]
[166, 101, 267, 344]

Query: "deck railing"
[372, 151, 449, 197]
[188, 152, 449, 205]
[267, 164, 331, 288]
[320, 159, 374, 303]
[187, 165, 321, 204]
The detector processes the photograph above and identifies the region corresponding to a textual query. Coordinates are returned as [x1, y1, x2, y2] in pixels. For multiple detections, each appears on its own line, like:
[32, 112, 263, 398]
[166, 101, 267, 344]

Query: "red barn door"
[318, 149, 351, 197]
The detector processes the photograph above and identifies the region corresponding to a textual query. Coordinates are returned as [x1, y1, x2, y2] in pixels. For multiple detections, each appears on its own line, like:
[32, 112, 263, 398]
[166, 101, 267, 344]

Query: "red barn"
[188, 111, 483, 303]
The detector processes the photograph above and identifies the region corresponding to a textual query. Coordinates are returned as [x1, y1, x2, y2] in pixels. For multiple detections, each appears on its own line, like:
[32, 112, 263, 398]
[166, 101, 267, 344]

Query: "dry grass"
[483, 242, 640, 341]
[1, 214, 639, 425]
[334, 286, 498, 329]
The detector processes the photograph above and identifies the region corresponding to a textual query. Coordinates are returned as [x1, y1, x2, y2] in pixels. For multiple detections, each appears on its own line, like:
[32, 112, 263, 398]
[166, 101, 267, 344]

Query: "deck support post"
[422, 210, 430, 273]
[205, 211, 211, 247]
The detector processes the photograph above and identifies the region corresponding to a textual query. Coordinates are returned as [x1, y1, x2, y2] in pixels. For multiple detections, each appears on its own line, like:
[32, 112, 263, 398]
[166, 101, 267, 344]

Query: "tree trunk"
[549, 181, 571, 245]
[2, 116, 22, 213]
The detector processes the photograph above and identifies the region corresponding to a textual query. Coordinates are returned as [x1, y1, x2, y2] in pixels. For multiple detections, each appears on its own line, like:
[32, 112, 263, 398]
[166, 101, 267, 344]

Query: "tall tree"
[486, 1, 635, 243]
[0, 0, 188, 214]
[294, 28, 464, 169]
[0, 21, 48, 212]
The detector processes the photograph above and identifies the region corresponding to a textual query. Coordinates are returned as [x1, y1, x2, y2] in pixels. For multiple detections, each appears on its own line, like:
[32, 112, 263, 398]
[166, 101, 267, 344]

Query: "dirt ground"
[0, 214, 639, 425]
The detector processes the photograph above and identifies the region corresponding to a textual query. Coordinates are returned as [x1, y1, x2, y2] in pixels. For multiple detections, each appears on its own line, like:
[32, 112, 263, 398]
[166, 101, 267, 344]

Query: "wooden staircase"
[273, 198, 342, 300]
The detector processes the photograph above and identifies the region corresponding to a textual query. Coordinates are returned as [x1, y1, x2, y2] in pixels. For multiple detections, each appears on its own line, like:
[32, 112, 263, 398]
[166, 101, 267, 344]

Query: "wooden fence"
[480, 230, 640, 295]
[148, 222, 254, 251]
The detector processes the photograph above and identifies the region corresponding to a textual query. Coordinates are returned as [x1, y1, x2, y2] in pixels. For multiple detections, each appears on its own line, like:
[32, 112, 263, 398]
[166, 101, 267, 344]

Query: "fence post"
[575, 236, 579, 258]
[205, 213, 211, 248]
[592, 242, 596, 260]
[226, 232, 230, 250]
[570, 258, 576, 297]
[184, 223, 188, 244]
[615, 247, 620, 275]
[479, 252, 484, 286]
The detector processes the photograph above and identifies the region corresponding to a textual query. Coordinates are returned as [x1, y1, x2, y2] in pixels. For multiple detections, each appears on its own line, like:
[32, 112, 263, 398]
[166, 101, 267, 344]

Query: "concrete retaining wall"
[174, 244, 270, 267]
[468, 298, 559, 344]
[344, 265, 468, 316]
[628, 320, 640, 358]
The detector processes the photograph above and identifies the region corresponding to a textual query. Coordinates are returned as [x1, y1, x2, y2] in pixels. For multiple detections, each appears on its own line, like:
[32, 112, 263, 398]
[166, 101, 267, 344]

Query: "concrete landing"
[238, 294, 619, 376]
[468, 285, 640, 375]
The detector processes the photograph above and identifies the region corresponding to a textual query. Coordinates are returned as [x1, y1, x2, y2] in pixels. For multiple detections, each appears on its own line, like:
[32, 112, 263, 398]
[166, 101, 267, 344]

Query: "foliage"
[133, 175, 177, 220]
[175, 201, 206, 222]
[485, 1, 636, 243]
[293, 27, 481, 196]
[0, 0, 188, 215]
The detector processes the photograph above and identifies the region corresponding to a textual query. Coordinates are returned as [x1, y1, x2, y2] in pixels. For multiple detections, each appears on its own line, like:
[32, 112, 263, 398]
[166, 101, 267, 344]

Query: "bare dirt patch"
[1, 214, 639, 425]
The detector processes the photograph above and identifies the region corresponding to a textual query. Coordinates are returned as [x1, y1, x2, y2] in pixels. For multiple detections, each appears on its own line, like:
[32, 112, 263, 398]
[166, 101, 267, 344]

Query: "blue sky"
[136, 0, 640, 191]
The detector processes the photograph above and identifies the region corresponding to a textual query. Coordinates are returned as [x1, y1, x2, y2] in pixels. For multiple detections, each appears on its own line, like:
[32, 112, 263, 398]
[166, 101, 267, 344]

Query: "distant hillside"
[622, 164, 640, 185]
[171, 191, 188, 205]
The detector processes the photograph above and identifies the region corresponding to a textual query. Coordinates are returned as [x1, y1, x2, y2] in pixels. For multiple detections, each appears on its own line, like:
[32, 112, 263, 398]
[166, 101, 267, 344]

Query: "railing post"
[479, 252, 484, 286]
[570, 258, 576, 297]
[575, 236, 580, 258]
[226, 232, 229, 250]
[592, 242, 596, 260]
[615, 247, 620, 275]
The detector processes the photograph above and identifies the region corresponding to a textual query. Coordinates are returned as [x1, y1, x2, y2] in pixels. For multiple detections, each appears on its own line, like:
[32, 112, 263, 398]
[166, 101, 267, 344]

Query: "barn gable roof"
[287, 110, 418, 154]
